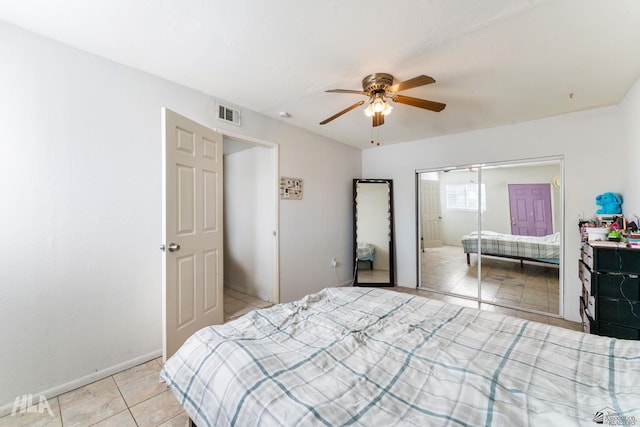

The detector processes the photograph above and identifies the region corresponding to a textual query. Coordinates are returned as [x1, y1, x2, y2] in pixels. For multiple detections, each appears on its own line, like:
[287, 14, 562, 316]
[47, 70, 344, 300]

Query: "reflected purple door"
[508, 184, 553, 236]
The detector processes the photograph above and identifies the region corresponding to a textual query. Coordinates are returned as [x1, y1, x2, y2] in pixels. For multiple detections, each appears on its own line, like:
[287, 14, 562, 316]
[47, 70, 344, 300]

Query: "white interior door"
[162, 108, 223, 361]
[421, 179, 443, 248]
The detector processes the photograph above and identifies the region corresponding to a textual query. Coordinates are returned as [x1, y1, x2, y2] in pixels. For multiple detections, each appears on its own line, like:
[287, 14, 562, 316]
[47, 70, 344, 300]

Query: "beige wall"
[0, 21, 361, 416]
[621, 75, 640, 218]
[224, 145, 275, 301]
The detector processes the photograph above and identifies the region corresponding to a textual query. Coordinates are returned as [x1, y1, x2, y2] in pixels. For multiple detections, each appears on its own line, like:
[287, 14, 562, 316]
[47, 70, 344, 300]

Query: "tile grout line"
[58, 396, 65, 427]
[109, 373, 139, 427]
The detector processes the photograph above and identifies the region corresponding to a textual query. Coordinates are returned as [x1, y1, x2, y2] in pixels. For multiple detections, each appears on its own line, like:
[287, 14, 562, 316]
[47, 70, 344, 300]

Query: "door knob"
[168, 243, 180, 252]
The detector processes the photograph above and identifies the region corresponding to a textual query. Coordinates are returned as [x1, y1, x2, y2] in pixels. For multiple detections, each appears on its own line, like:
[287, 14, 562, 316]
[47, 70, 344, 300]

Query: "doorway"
[222, 134, 279, 305]
[417, 157, 563, 317]
[162, 110, 279, 359]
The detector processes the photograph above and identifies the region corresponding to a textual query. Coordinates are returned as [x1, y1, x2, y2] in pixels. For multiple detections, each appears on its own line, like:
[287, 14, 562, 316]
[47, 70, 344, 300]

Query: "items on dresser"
[579, 215, 627, 242]
[579, 242, 640, 340]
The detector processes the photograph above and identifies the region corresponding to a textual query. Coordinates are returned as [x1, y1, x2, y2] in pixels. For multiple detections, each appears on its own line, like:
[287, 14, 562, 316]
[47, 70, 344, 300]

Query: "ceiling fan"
[319, 73, 446, 127]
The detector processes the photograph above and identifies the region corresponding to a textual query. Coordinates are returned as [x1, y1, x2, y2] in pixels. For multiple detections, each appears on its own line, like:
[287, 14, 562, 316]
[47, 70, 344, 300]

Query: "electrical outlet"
[331, 257, 337, 267]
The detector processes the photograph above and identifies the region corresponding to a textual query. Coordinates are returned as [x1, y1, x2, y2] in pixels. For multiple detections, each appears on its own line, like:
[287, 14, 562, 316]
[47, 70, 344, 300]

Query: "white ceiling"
[2, 0, 640, 149]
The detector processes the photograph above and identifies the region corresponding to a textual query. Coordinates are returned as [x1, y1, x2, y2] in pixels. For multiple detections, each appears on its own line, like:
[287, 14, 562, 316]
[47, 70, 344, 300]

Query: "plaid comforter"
[461, 231, 560, 261]
[160, 287, 639, 426]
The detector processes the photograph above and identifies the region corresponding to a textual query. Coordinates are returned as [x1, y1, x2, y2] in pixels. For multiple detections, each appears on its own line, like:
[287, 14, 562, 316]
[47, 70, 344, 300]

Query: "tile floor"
[421, 245, 561, 315]
[223, 287, 274, 322]
[0, 288, 273, 427]
[0, 285, 581, 426]
[356, 268, 390, 283]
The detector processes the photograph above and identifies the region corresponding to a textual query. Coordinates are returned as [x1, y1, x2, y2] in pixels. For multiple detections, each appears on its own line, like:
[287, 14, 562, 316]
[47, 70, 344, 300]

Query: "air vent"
[217, 104, 241, 126]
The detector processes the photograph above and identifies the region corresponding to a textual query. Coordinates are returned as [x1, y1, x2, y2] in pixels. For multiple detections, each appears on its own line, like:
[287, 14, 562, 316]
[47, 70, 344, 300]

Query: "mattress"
[160, 287, 639, 426]
[461, 230, 560, 260]
[356, 242, 374, 261]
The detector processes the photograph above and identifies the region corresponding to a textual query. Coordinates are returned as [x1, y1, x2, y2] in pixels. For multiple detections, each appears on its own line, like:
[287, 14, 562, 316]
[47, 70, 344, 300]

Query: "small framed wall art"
[280, 177, 303, 200]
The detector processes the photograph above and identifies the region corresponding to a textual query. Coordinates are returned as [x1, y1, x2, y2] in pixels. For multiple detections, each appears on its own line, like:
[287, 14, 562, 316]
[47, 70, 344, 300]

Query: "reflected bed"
[160, 287, 638, 426]
[461, 230, 560, 265]
[356, 242, 375, 269]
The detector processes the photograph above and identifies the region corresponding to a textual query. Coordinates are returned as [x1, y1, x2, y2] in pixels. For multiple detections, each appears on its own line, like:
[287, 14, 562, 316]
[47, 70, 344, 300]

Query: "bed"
[461, 230, 561, 266]
[160, 287, 640, 426]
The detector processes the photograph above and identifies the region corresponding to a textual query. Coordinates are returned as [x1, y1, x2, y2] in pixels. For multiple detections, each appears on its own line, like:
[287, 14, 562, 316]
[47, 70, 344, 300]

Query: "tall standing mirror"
[354, 179, 395, 287]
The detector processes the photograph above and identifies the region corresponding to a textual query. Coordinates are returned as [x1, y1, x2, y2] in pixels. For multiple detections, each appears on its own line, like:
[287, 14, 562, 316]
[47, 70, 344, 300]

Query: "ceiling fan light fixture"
[364, 103, 374, 117]
[365, 94, 392, 117]
[372, 95, 386, 113]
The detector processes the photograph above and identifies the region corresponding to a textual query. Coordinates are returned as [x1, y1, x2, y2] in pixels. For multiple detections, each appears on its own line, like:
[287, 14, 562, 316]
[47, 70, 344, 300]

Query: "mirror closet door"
[418, 169, 479, 300]
[418, 158, 562, 316]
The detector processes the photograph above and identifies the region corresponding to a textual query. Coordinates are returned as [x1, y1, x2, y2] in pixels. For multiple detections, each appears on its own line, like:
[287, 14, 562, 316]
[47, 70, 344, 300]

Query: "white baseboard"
[0, 349, 162, 418]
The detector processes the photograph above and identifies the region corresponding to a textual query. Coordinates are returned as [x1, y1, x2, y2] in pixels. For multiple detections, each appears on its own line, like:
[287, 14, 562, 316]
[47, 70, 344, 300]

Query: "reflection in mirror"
[418, 158, 562, 316]
[354, 179, 394, 287]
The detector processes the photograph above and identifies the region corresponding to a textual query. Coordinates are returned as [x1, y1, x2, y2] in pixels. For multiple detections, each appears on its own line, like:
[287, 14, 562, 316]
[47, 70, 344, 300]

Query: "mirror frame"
[353, 179, 395, 287]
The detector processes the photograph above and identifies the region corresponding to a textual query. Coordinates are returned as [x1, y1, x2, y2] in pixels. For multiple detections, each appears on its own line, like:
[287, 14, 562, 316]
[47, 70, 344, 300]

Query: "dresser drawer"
[579, 243, 640, 340]
[594, 274, 640, 301]
[582, 285, 595, 318]
[581, 244, 594, 270]
[597, 296, 640, 328]
[590, 245, 640, 274]
[580, 297, 595, 334]
[597, 321, 640, 340]
[579, 260, 594, 293]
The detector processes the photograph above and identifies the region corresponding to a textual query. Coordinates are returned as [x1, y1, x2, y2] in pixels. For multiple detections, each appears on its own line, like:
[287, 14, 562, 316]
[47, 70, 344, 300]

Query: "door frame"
[214, 127, 280, 305]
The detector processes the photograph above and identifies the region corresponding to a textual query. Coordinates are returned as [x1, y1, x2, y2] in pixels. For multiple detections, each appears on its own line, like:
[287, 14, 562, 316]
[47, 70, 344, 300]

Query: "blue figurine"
[595, 192, 622, 214]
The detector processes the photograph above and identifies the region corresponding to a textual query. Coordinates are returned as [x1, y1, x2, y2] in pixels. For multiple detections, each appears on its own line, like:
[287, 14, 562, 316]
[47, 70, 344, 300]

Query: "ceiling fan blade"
[319, 100, 365, 125]
[325, 89, 369, 95]
[372, 112, 384, 127]
[392, 95, 446, 112]
[388, 75, 435, 92]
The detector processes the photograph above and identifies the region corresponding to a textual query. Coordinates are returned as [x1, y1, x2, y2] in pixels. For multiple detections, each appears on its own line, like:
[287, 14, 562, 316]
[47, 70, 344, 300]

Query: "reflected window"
[445, 184, 486, 211]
